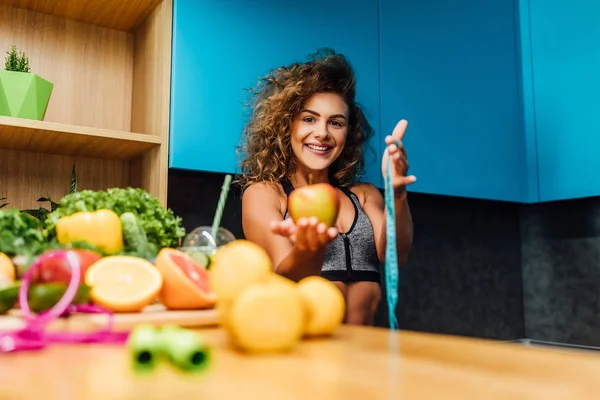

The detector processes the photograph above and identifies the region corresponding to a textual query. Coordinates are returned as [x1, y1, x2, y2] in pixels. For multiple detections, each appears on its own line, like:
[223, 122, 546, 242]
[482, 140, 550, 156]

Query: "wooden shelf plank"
[0, 116, 162, 160]
[0, 0, 162, 31]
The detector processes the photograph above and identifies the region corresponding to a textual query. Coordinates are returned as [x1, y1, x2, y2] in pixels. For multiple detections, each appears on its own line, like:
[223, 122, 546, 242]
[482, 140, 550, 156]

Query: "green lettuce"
[0, 208, 46, 257]
[44, 187, 186, 253]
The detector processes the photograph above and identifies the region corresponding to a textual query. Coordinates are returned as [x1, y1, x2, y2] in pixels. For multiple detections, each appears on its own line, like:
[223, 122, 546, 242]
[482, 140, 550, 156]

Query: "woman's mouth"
[305, 143, 333, 156]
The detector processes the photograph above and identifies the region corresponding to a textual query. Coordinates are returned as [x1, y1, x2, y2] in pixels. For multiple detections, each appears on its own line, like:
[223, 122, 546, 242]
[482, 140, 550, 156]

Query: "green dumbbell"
[128, 324, 163, 373]
[159, 324, 211, 373]
[128, 324, 210, 374]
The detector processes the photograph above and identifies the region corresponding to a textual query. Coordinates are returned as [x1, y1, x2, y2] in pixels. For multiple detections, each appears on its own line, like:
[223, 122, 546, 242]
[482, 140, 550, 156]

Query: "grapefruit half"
[154, 248, 217, 310]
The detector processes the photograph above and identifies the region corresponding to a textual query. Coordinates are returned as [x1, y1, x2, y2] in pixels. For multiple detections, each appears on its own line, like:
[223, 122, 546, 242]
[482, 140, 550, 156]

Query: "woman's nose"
[313, 121, 330, 139]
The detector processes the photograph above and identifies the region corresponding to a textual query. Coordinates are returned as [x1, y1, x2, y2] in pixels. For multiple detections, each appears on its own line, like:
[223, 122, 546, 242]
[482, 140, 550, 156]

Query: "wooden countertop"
[1, 325, 599, 399]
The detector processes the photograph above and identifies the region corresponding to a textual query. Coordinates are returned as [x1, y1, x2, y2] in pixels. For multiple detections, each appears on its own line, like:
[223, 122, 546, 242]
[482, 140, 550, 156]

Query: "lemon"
[228, 281, 305, 353]
[297, 276, 345, 336]
[85, 256, 163, 313]
[265, 273, 297, 288]
[0, 252, 16, 286]
[209, 240, 273, 304]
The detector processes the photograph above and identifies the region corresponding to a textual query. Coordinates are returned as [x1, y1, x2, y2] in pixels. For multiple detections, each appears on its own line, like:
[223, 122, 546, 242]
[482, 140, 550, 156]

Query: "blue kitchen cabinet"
[521, 0, 600, 202]
[379, 0, 530, 202]
[170, 0, 383, 188]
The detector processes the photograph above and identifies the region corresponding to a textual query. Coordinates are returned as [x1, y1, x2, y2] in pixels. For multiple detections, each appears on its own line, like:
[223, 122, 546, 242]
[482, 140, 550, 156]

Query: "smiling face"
[290, 92, 350, 174]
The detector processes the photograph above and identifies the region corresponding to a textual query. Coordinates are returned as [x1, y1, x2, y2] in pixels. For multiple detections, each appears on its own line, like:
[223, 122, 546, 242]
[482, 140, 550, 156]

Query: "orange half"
[154, 248, 217, 310]
[84, 256, 163, 313]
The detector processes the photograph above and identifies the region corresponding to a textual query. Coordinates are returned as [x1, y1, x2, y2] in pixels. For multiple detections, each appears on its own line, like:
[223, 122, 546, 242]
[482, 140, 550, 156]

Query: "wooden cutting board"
[0, 304, 220, 333]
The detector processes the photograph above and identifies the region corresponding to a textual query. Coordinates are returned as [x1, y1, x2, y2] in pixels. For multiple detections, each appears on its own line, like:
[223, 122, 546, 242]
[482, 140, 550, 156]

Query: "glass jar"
[178, 226, 236, 268]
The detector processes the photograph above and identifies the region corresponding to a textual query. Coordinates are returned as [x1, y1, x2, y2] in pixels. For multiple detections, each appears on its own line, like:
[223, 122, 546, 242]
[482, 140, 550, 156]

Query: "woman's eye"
[303, 117, 315, 123]
[330, 120, 343, 127]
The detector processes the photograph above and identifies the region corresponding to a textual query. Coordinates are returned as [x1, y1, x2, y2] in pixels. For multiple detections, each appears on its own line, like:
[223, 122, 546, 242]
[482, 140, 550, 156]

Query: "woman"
[237, 50, 416, 326]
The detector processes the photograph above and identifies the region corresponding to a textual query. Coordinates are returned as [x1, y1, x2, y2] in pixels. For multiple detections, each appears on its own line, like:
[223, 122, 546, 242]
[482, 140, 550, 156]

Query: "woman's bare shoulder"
[242, 181, 287, 213]
[348, 181, 383, 204]
[243, 181, 285, 198]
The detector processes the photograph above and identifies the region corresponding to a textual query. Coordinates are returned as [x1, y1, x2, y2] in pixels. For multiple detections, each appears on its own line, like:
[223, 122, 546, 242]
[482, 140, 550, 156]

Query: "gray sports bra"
[281, 179, 381, 283]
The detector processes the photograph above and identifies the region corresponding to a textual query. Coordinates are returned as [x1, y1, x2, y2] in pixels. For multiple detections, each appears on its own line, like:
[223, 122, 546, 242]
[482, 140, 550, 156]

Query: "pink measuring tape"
[0, 249, 129, 353]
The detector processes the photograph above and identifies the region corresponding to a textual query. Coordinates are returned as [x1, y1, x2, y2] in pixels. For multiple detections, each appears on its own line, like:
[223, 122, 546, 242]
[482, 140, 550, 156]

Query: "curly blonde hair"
[236, 49, 375, 190]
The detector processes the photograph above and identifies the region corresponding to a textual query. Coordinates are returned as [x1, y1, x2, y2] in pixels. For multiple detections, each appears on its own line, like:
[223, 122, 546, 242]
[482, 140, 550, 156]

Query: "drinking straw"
[211, 174, 232, 241]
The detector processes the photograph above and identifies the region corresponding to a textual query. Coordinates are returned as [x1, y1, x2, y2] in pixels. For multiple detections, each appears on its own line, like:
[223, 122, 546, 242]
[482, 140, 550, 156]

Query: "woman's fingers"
[270, 220, 283, 235]
[316, 222, 338, 247]
[391, 119, 408, 141]
[294, 217, 309, 248]
[384, 135, 399, 150]
[315, 221, 328, 247]
[270, 218, 297, 238]
[383, 133, 413, 182]
[384, 135, 407, 160]
[381, 120, 417, 190]
[291, 217, 339, 251]
[327, 227, 338, 239]
[392, 175, 417, 187]
[271, 214, 340, 252]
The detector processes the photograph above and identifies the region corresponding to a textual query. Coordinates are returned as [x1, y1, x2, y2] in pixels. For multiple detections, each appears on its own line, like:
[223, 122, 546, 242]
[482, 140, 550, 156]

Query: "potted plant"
[0, 45, 53, 121]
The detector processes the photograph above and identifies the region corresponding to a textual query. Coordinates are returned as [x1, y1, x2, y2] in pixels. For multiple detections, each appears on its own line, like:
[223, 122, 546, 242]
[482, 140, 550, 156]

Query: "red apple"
[32, 249, 103, 284]
[288, 183, 340, 227]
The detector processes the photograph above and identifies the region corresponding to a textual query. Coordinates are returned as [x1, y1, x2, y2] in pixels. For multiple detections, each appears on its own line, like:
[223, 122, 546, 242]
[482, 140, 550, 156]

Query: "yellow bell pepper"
[56, 209, 124, 254]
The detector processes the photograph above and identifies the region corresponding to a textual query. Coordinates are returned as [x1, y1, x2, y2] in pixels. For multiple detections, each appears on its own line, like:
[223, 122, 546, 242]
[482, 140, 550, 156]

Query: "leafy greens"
[44, 187, 186, 253]
[0, 208, 46, 257]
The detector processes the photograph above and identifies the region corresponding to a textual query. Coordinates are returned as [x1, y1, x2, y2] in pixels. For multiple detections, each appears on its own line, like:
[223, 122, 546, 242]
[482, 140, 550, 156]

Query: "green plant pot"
[0, 70, 54, 121]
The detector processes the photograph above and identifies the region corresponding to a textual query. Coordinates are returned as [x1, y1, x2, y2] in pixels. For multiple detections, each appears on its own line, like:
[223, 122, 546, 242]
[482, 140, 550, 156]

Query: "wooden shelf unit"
[0, 0, 172, 210]
[0, 116, 162, 160]
[0, 0, 164, 31]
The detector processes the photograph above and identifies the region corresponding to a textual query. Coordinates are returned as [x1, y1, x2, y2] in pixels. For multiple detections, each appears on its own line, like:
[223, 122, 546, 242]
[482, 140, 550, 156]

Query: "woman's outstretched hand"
[382, 119, 417, 192]
[270, 217, 338, 252]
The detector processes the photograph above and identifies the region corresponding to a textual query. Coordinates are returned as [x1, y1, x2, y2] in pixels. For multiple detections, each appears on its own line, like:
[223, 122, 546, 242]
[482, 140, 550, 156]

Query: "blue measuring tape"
[384, 144, 400, 330]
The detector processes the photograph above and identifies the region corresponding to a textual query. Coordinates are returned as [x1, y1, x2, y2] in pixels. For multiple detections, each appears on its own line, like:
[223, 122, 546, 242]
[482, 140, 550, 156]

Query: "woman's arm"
[241, 183, 337, 281]
[274, 233, 328, 282]
[364, 118, 417, 265]
[390, 189, 414, 264]
[359, 184, 413, 265]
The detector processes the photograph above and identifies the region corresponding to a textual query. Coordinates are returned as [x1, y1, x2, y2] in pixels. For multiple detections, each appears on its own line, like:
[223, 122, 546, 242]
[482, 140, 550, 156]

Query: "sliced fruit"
[297, 276, 345, 336]
[0, 282, 20, 314]
[28, 282, 91, 313]
[154, 248, 216, 310]
[84, 255, 163, 313]
[209, 240, 273, 304]
[0, 252, 16, 285]
[227, 281, 305, 353]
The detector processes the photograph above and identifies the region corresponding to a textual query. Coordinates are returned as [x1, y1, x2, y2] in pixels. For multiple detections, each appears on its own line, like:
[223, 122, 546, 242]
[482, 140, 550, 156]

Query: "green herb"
[21, 164, 77, 220]
[20, 195, 59, 221]
[70, 164, 77, 194]
[4, 45, 30, 73]
[0, 208, 46, 257]
[45, 187, 185, 253]
[0, 197, 7, 210]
